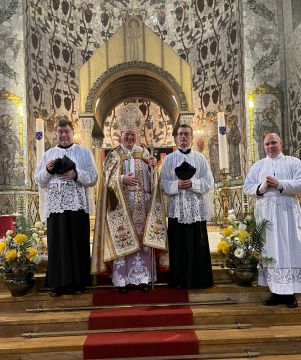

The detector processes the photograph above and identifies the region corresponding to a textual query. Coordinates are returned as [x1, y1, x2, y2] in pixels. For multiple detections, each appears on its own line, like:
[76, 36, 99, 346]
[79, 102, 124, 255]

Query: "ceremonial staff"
[148, 115, 157, 290]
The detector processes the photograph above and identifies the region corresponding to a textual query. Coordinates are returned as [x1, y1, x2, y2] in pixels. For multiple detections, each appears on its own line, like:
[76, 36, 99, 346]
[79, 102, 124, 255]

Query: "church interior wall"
[0, 0, 40, 222]
[282, 0, 301, 158]
[1, 0, 299, 221]
[26, 0, 242, 181]
[240, 0, 287, 169]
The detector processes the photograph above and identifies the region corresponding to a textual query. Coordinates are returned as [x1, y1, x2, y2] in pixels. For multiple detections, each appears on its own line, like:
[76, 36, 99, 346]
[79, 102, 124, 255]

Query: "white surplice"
[160, 149, 214, 224]
[35, 144, 98, 221]
[244, 153, 301, 294]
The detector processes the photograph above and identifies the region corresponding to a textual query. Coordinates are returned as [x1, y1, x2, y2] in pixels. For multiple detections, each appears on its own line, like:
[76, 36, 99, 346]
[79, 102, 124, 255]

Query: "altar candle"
[36, 118, 45, 166]
[217, 112, 229, 170]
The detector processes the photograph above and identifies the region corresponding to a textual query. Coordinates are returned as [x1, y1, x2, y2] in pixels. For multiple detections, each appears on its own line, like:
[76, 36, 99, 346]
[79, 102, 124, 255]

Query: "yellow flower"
[238, 230, 250, 241]
[5, 249, 17, 261]
[14, 233, 27, 245]
[0, 242, 6, 253]
[27, 247, 38, 260]
[217, 240, 231, 254]
[223, 227, 233, 237]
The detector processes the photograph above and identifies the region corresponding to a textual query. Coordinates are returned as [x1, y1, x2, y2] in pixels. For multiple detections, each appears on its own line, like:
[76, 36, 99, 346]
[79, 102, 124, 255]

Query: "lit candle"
[217, 112, 229, 170]
[36, 118, 45, 166]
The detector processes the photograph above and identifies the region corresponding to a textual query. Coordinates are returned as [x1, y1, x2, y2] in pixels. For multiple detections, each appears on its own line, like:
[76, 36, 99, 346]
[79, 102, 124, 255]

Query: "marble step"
[196, 324, 301, 357]
[1, 324, 301, 359]
[0, 282, 271, 313]
[1, 298, 301, 338]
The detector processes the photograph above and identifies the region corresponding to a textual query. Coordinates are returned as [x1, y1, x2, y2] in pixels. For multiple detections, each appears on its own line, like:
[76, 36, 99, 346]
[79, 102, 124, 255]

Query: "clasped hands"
[178, 179, 192, 189]
[46, 160, 77, 180]
[122, 156, 157, 186]
[262, 176, 279, 191]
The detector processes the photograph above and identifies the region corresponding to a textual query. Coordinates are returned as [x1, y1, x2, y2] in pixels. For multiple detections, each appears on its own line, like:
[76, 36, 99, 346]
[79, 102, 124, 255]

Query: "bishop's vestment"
[91, 144, 167, 287]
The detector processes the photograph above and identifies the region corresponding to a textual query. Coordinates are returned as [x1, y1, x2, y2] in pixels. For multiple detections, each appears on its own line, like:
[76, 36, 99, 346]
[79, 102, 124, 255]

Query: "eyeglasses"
[177, 132, 192, 137]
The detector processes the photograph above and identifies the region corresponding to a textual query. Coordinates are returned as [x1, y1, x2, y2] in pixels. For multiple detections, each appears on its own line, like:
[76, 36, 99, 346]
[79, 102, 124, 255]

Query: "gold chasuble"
[91, 145, 167, 274]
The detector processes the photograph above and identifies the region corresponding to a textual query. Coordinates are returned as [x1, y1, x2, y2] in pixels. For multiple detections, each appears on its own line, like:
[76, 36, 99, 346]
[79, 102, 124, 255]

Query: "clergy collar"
[178, 148, 191, 155]
[57, 143, 74, 149]
[266, 152, 284, 160]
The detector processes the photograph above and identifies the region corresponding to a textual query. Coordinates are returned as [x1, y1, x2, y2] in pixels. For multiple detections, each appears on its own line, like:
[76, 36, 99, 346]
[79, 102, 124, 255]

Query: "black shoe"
[49, 288, 62, 297]
[140, 284, 150, 292]
[73, 289, 83, 295]
[118, 287, 127, 293]
[286, 295, 298, 308]
[263, 293, 281, 306]
[72, 286, 84, 295]
[174, 284, 184, 289]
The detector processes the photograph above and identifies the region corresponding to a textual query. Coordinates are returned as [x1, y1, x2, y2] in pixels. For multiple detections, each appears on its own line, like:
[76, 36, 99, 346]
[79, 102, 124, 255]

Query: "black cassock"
[169, 160, 213, 289]
[167, 218, 213, 289]
[46, 209, 91, 290]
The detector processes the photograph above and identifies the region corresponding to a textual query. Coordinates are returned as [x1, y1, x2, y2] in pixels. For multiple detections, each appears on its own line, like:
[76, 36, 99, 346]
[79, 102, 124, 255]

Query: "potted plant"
[0, 217, 47, 296]
[217, 210, 270, 286]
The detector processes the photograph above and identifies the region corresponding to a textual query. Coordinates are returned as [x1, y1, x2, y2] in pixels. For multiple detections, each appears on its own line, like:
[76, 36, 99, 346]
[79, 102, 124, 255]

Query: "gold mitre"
[117, 104, 144, 133]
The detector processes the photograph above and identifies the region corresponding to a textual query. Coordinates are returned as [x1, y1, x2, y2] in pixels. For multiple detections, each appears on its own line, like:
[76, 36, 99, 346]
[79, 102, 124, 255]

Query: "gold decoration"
[117, 103, 144, 134]
[248, 82, 283, 164]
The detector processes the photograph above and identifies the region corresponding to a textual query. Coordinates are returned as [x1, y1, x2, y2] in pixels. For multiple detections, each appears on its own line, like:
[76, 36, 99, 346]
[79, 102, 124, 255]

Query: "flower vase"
[232, 266, 257, 287]
[4, 272, 35, 296]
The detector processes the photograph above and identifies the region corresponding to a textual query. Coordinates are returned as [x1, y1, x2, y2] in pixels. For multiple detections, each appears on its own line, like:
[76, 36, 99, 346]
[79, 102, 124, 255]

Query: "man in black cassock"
[160, 124, 214, 289]
[35, 118, 98, 296]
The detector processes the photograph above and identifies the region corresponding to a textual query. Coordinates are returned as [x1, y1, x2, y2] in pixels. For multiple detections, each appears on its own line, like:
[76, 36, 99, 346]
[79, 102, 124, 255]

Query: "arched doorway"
[78, 15, 194, 142]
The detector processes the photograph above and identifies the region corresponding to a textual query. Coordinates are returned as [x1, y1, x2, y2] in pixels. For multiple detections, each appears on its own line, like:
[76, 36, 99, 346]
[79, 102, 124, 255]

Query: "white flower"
[6, 230, 14, 236]
[34, 222, 44, 229]
[238, 223, 247, 232]
[228, 209, 235, 214]
[228, 213, 236, 222]
[234, 248, 245, 259]
[32, 233, 39, 239]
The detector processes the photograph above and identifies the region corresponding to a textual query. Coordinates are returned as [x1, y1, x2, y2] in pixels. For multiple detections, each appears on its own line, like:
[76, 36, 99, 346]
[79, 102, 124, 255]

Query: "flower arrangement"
[0, 217, 47, 274]
[217, 210, 270, 269]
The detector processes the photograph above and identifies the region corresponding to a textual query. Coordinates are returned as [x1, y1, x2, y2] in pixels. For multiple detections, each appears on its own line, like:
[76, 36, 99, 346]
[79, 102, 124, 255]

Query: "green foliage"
[217, 211, 270, 269]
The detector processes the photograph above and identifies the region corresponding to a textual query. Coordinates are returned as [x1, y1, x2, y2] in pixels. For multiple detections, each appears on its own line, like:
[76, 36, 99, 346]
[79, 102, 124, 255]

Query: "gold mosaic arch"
[79, 15, 194, 128]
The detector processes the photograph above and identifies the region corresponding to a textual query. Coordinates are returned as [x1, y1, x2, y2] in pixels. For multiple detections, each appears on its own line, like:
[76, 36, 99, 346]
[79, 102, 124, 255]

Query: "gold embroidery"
[101, 146, 167, 262]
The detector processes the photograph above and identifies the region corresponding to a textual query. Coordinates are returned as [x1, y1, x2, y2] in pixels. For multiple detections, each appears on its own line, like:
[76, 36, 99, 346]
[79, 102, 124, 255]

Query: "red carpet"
[83, 287, 199, 359]
[89, 305, 193, 329]
[84, 330, 199, 359]
[92, 287, 189, 305]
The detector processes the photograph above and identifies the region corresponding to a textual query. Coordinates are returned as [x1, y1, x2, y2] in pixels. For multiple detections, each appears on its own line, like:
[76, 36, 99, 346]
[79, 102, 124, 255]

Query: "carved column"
[178, 112, 195, 126]
[93, 137, 103, 198]
[78, 114, 95, 152]
[78, 114, 96, 219]
[172, 112, 195, 137]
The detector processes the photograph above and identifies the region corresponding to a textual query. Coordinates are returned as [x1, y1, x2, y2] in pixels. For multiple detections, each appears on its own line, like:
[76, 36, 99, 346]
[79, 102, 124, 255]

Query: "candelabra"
[219, 169, 230, 228]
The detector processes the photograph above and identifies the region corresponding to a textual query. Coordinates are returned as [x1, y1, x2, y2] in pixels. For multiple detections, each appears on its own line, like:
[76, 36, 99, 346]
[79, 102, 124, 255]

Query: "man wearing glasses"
[160, 124, 214, 289]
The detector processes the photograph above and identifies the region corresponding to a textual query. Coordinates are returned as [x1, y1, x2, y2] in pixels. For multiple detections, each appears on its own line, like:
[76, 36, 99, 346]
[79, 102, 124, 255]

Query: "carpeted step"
[92, 287, 189, 306]
[85, 288, 198, 359]
[89, 305, 193, 329]
[83, 330, 199, 359]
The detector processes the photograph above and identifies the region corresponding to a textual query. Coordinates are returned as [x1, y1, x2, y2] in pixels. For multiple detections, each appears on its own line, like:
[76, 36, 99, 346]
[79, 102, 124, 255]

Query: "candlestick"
[217, 112, 229, 170]
[219, 169, 230, 227]
[36, 118, 45, 166]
